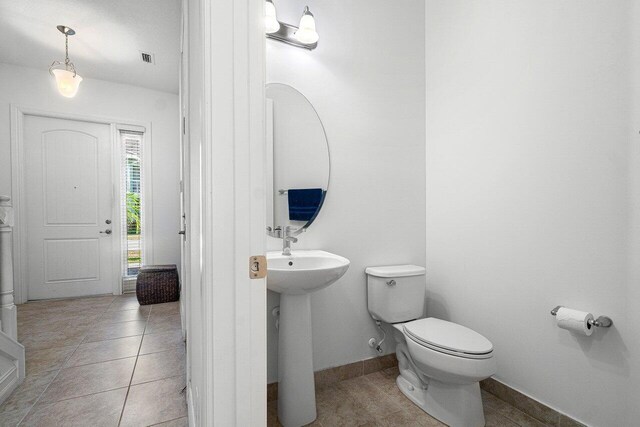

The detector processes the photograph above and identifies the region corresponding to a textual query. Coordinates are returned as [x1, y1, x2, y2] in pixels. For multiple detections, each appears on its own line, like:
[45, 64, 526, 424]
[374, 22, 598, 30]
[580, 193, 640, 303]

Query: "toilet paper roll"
[555, 307, 594, 336]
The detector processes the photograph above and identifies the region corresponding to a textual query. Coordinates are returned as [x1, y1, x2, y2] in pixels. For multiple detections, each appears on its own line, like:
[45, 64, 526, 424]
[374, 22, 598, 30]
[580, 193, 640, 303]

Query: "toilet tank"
[366, 265, 426, 323]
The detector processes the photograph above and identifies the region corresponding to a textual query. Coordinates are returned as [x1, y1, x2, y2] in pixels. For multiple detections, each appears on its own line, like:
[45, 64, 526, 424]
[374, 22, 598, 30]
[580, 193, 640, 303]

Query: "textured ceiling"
[0, 0, 181, 93]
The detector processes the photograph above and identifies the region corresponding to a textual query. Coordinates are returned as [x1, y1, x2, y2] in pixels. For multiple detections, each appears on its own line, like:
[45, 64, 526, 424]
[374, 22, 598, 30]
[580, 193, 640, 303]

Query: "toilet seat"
[403, 318, 493, 360]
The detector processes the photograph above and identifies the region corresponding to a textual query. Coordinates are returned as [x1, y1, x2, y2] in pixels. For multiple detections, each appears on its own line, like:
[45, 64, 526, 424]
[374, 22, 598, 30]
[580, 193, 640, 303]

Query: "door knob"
[100, 229, 112, 235]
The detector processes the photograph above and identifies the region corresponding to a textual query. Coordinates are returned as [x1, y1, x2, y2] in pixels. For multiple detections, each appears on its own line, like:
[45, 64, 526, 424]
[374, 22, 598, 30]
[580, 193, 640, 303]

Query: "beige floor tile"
[484, 407, 521, 427]
[83, 320, 147, 342]
[145, 314, 182, 335]
[108, 299, 142, 313]
[140, 330, 184, 355]
[149, 301, 181, 316]
[153, 416, 189, 426]
[65, 336, 142, 367]
[108, 296, 142, 311]
[267, 400, 283, 427]
[21, 387, 127, 427]
[132, 347, 186, 385]
[13, 295, 189, 425]
[373, 410, 423, 427]
[0, 407, 29, 426]
[337, 376, 403, 419]
[20, 328, 88, 351]
[99, 307, 150, 324]
[316, 386, 374, 426]
[0, 369, 59, 413]
[120, 376, 187, 427]
[39, 357, 136, 403]
[482, 391, 549, 426]
[363, 371, 397, 394]
[25, 345, 76, 374]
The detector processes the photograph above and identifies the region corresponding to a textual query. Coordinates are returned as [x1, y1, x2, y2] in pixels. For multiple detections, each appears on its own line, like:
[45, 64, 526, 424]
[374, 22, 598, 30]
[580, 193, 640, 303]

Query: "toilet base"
[396, 375, 486, 427]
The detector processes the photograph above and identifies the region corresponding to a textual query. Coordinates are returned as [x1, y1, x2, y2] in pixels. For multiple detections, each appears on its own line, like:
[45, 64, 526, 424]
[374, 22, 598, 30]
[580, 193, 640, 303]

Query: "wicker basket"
[136, 265, 179, 305]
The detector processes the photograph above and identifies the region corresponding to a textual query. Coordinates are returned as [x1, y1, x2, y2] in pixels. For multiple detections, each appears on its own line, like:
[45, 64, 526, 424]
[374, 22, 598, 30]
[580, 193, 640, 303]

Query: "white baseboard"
[0, 364, 20, 405]
[187, 381, 197, 427]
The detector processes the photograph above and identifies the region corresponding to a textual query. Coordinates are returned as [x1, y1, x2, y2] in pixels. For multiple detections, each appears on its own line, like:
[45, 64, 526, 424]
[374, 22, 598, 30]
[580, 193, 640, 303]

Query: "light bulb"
[52, 69, 83, 98]
[294, 6, 318, 44]
[265, 0, 280, 34]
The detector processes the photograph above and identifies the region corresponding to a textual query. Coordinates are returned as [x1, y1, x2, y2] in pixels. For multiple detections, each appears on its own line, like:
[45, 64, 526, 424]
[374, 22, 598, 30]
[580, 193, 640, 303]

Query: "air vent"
[140, 52, 155, 64]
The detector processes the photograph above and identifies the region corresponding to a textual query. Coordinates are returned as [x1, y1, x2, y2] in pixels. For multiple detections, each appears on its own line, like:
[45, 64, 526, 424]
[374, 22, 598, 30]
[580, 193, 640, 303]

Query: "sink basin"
[266, 249, 350, 426]
[267, 250, 350, 295]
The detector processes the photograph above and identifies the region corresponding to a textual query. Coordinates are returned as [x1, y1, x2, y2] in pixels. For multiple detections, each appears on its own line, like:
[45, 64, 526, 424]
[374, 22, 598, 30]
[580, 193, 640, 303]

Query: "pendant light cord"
[65, 34, 70, 66]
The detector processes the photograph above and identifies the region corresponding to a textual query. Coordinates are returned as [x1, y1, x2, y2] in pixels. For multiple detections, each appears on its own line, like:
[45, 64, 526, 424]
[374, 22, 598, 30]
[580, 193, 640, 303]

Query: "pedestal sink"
[267, 250, 350, 427]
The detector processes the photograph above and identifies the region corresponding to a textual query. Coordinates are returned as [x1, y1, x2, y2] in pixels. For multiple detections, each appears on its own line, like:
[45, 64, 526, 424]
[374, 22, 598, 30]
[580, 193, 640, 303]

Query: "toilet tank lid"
[365, 265, 425, 278]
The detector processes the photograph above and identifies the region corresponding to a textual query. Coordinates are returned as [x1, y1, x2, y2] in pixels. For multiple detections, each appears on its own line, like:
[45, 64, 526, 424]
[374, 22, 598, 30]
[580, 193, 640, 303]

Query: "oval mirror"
[266, 83, 330, 239]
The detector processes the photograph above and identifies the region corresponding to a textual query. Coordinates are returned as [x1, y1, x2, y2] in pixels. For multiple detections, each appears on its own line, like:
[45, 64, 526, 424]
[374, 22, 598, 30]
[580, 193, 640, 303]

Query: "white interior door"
[23, 115, 115, 300]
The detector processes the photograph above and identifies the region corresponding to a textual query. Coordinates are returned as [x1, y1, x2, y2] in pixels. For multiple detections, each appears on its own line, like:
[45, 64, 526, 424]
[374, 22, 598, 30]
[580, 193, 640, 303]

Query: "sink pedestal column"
[278, 293, 316, 426]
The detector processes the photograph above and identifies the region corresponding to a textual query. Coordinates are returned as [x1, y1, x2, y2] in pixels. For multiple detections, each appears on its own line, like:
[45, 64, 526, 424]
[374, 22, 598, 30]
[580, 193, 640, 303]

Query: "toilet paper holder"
[550, 306, 613, 328]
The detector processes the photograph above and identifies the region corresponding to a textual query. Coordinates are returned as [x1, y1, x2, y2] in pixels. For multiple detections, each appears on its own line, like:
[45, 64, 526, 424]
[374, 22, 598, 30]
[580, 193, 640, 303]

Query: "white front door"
[23, 115, 115, 300]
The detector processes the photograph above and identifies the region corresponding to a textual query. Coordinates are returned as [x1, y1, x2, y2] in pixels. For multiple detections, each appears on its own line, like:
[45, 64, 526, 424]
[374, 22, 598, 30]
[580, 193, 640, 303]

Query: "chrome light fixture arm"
[265, 3, 319, 50]
[49, 26, 78, 77]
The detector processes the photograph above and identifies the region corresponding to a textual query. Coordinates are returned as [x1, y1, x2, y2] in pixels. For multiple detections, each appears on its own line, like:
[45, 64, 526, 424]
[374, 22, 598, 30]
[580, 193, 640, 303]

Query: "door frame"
[10, 105, 153, 303]
[184, 0, 266, 424]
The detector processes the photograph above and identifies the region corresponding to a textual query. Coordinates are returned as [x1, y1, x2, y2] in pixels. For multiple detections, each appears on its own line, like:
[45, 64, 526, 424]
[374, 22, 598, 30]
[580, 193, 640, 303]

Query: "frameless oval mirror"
[266, 83, 330, 238]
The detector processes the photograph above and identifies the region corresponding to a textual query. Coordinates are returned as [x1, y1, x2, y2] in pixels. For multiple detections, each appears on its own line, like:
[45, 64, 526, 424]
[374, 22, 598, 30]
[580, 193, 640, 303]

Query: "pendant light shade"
[49, 25, 82, 98]
[265, 0, 280, 34]
[51, 69, 83, 98]
[294, 6, 319, 44]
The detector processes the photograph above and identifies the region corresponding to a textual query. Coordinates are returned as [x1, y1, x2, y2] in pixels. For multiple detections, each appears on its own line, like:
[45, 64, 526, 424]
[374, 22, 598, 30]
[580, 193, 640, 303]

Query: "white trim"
[185, 0, 266, 423]
[179, 0, 190, 343]
[115, 124, 147, 133]
[9, 105, 152, 302]
[116, 127, 154, 280]
[0, 365, 19, 405]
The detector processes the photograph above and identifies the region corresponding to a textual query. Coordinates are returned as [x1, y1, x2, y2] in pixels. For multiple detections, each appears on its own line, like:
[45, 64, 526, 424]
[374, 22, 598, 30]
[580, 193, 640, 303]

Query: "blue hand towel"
[288, 188, 325, 221]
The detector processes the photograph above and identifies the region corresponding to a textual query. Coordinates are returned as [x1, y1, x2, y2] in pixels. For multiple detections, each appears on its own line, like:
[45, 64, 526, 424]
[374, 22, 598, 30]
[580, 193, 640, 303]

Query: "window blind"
[120, 131, 144, 277]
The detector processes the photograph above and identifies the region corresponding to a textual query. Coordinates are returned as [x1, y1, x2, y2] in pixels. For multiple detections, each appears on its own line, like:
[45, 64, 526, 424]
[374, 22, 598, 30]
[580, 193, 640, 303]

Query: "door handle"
[178, 230, 186, 235]
[100, 229, 112, 235]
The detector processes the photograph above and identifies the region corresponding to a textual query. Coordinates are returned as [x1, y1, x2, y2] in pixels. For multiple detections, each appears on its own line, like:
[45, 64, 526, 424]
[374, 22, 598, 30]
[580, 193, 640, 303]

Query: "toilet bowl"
[392, 319, 496, 427]
[366, 265, 496, 427]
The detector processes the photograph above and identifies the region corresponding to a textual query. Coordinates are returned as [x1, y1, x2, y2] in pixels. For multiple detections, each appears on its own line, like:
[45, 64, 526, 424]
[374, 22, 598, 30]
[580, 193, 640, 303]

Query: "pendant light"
[265, 0, 280, 34]
[49, 25, 82, 98]
[294, 6, 319, 45]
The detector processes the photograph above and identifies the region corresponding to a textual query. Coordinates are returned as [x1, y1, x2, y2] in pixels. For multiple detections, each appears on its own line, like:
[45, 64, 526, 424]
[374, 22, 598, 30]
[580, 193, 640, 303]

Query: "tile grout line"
[147, 414, 187, 426]
[9, 298, 181, 426]
[14, 301, 115, 426]
[127, 373, 185, 389]
[117, 305, 150, 427]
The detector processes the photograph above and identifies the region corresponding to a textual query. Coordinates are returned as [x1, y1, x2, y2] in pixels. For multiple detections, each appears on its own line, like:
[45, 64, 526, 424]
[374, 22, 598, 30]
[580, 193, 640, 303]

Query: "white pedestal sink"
[267, 250, 350, 427]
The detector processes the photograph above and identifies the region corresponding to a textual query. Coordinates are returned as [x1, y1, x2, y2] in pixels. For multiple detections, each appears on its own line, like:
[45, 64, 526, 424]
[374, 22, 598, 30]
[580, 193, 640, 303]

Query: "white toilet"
[366, 265, 496, 427]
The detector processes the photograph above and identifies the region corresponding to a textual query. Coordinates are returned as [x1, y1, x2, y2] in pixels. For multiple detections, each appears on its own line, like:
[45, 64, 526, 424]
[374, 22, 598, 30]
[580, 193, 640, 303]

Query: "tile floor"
[0, 294, 187, 427]
[268, 367, 551, 427]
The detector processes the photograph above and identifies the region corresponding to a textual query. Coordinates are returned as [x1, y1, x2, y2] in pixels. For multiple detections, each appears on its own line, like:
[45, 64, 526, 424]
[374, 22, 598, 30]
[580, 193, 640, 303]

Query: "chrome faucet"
[282, 226, 298, 255]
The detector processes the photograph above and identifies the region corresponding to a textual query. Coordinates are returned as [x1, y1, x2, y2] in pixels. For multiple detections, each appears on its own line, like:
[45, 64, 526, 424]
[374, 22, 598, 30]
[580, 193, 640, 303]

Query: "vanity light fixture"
[265, 0, 280, 34]
[265, 2, 318, 50]
[294, 7, 319, 44]
[49, 25, 82, 98]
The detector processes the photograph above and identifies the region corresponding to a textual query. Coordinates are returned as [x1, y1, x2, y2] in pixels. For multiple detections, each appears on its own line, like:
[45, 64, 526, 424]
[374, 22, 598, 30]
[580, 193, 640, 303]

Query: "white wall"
[425, 2, 634, 426]
[0, 62, 181, 281]
[266, 0, 426, 383]
[628, 3, 640, 425]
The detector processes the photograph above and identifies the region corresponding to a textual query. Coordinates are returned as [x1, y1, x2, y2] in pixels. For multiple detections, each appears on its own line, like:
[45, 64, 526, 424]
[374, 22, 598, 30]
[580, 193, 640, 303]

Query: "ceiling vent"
[140, 51, 155, 64]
